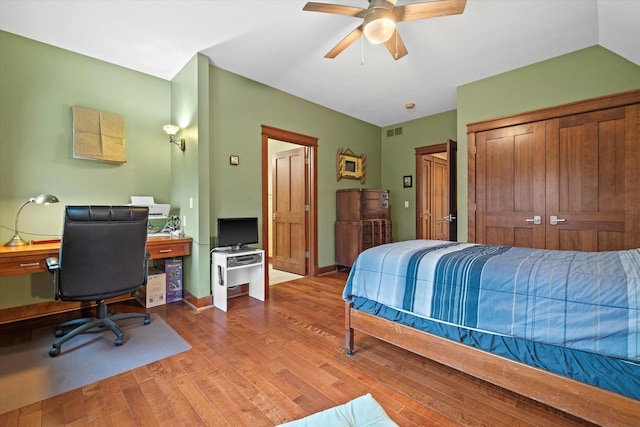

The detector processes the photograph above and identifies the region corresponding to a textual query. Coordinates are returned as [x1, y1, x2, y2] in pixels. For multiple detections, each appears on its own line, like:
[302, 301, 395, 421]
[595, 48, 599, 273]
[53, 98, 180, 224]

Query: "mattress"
[343, 240, 640, 399]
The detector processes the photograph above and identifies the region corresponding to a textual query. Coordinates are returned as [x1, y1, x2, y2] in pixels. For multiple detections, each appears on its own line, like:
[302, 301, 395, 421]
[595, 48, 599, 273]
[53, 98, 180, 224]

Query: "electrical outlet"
[182, 215, 186, 226]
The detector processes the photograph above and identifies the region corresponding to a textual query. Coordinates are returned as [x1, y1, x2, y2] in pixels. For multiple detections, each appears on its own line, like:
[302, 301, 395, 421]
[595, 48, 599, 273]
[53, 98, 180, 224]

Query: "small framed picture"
[403, 175, 412, 188]
[229, 155, 239, 165]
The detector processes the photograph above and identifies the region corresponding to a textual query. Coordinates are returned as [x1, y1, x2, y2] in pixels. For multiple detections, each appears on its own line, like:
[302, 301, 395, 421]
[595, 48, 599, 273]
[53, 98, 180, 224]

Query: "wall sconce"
[4, 193, 60, 247]
[163, 124, 185, 151]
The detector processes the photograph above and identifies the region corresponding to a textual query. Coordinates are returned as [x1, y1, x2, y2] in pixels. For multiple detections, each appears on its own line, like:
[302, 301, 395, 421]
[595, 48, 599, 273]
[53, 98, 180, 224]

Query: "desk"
[0, 236, 192, 323]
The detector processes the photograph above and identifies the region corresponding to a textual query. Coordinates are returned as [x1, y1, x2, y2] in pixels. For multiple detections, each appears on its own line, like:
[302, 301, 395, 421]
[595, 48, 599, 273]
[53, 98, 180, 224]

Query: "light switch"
[182, 215, 187, 226]
[189, 197, 193, 209]
[404, 201, 409, 208]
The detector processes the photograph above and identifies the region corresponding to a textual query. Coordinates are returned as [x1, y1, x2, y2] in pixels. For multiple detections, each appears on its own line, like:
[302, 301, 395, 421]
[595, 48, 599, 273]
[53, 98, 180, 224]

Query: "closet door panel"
[625, 103, 640, 249]
[476, 122, 546, 248]
[546, 108, 627, 251]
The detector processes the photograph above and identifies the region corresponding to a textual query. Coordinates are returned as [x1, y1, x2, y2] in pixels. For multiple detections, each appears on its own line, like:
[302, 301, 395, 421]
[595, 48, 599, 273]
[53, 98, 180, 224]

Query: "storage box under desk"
[137, 269, 166, 308]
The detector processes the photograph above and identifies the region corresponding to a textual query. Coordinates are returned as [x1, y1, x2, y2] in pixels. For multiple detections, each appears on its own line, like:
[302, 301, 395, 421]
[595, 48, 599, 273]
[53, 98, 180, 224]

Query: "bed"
[343, 240, 640, 426]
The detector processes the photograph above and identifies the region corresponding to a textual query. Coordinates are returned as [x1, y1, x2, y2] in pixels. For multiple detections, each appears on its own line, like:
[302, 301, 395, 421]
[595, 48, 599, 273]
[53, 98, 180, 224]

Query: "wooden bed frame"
[345, 302, 640, 426]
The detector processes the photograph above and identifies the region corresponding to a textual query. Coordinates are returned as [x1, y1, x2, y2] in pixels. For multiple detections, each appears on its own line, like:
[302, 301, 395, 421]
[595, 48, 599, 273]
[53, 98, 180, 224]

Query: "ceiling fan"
[303, 0, 467, 60]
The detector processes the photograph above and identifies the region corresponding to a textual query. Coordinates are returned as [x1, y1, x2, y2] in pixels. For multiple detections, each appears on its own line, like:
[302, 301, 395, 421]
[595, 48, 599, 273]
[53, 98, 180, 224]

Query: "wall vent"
[386, 127, 403, 138]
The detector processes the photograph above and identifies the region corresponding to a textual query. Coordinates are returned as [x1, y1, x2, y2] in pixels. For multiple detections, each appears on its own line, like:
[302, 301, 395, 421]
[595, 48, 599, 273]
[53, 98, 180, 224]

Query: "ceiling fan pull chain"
[394, 30, 399, 59]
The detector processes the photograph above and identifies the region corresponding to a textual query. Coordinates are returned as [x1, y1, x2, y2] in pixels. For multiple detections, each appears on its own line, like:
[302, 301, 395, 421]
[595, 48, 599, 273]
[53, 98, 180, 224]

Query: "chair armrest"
[45, 257, 59, 272]
[45, 257, 60, 300]
[143, 252, 150, 285]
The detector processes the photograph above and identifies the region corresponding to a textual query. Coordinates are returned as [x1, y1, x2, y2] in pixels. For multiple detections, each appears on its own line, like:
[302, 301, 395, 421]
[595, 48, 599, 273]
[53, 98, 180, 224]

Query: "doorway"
[415, 140, 457, 241]
[261, 125, 318, 296]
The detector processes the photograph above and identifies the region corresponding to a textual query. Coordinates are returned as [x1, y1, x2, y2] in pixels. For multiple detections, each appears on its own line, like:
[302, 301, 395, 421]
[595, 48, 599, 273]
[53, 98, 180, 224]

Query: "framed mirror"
[337, 148, 366, 183]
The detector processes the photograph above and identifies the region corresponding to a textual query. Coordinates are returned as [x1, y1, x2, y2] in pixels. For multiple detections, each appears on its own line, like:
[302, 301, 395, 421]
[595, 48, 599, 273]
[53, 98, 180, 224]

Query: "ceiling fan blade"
[394, 0, 467, 22]
[303, 2, 367, 18]
[384, 29, 408, 60]
[325, 26, 364, 59]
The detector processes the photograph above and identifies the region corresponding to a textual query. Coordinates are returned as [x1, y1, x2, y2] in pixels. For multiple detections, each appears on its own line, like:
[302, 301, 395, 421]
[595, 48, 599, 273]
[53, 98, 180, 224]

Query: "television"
[216, 217, 259, 250]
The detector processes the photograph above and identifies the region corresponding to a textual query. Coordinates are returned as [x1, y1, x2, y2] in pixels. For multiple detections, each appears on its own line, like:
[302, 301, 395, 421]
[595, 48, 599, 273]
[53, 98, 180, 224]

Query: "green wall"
[0, 30, 382, 308]
[169, 53, 212, 299]
[380, 110, 457, 241]
[209, 67, 382, 268]
[0, 31, 171, 309]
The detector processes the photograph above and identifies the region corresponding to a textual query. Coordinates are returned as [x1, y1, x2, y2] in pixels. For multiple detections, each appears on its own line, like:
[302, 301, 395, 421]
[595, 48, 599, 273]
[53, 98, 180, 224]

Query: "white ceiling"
[0, 0, 638, 127]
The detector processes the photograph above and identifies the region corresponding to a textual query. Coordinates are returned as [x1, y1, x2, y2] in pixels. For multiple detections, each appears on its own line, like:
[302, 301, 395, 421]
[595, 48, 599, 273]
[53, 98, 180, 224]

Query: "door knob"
[550, 215, 566, 225]
[444, 214, 456, 222]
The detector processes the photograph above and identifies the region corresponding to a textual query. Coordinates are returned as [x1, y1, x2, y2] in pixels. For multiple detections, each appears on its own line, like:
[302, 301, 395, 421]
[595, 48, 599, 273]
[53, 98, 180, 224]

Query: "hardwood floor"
[0, 273, 597, 426]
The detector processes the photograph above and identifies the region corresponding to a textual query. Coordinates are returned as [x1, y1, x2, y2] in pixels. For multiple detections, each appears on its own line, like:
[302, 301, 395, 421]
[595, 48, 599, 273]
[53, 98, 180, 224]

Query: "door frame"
[415, 140, 457, 240]
[261, 125, 318, 295]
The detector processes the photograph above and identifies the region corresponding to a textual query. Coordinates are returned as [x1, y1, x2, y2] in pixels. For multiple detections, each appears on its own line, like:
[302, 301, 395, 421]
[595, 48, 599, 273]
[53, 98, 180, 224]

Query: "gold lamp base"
[4, 234, 29, 247]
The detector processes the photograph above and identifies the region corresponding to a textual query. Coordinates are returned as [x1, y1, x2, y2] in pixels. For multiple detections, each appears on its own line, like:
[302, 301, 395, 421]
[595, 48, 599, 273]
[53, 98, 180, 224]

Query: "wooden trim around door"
[261, 125, 318, 297]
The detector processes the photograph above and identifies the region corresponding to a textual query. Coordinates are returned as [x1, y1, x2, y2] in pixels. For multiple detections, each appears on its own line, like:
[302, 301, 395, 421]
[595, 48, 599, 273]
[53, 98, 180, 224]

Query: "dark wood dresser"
[335, 189, 391, 269]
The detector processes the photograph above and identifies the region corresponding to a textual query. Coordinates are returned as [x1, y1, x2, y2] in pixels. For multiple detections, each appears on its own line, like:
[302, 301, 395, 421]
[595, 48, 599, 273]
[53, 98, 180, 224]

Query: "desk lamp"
[4, 193, 60, 247]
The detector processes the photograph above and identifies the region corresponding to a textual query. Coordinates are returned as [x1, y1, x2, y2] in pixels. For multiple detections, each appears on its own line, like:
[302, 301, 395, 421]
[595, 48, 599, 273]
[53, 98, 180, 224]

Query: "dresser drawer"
[360, 208, 389, 220]
[337, 189, 390, 221]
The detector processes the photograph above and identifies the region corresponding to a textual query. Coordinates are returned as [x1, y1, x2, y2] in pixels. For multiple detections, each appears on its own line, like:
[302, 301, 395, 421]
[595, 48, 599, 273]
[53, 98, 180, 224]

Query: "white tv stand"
[211, 249, 264, 312]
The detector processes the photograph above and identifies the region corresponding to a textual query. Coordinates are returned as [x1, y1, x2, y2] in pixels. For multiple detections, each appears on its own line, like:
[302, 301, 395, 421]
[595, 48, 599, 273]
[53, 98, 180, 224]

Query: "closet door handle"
[550, 216, 566, 225]
[525, 216, 541, 225]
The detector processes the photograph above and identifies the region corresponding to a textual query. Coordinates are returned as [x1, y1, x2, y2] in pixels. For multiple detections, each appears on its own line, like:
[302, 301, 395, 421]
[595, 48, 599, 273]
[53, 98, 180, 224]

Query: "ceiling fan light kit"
[363, 6, 396, 44]
[304, 0, 467, 60]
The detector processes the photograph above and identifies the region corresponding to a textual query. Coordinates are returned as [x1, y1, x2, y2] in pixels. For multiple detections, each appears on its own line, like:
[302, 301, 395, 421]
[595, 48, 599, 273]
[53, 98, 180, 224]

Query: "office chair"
[46, 205, 151, 357]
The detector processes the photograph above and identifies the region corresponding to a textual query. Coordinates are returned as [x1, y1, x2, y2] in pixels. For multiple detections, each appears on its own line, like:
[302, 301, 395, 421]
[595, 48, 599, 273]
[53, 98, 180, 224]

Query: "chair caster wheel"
[49, 347, 60, 357]
[143, 318, 151, 325]
[54, 328, 65, 338]
[114, 338, 124, 346]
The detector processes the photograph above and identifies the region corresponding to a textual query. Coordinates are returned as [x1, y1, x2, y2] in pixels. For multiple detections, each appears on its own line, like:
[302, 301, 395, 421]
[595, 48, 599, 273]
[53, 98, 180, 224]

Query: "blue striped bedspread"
[343, 240, 640, 363]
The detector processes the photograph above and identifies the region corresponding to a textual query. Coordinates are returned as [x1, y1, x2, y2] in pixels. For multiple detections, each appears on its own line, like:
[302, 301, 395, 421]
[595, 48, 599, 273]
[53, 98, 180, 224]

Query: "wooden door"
[545, 107, 628, 251]
[432, 156, 449, 240]
[272, 147, 307, 275]
[469, 90, 640, 250]
[418, 156, 432, 239]
[475, 122, 546, 248]
[415, 140, 457, 241]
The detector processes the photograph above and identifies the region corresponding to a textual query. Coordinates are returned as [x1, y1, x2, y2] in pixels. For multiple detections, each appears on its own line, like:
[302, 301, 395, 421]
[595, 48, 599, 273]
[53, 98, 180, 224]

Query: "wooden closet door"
[469, 90, 640, 250]
[545, 107, 628, 251]
[475, 122, 546, 248]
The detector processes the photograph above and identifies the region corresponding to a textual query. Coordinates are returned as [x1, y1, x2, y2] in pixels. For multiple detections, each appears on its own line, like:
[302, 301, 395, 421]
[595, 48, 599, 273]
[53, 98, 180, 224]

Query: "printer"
[130, 196, 170, 219]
